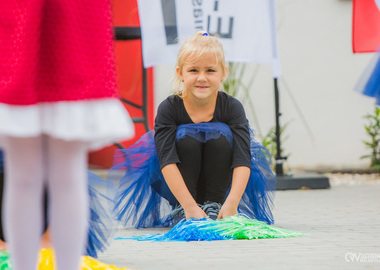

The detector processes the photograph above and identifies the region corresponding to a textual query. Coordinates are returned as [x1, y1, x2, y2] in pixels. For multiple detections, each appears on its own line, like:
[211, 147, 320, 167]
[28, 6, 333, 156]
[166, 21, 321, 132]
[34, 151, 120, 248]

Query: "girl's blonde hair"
[174, 31, 227, 97]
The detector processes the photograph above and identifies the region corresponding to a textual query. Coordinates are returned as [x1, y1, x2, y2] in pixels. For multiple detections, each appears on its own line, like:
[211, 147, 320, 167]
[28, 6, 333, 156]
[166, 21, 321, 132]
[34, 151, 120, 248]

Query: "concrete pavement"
[98, 177, 380, 270]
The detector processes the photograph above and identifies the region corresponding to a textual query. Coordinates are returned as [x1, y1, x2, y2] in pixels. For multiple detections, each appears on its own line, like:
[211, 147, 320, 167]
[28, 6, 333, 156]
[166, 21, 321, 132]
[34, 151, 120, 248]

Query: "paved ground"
[98, 175, 380, 270]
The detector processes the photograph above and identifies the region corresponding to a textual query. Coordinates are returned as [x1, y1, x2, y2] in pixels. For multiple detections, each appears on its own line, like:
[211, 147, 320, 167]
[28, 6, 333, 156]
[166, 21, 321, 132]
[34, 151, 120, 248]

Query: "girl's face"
[177, 53, 228, 102]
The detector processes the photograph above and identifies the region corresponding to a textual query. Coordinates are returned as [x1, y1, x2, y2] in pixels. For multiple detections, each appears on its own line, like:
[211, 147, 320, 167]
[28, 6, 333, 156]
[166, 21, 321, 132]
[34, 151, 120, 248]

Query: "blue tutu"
[108, 131, 175, 228]
[110, 122, 276, 228]
[86, 171, 116, 258]
[356, 49, 380, 104]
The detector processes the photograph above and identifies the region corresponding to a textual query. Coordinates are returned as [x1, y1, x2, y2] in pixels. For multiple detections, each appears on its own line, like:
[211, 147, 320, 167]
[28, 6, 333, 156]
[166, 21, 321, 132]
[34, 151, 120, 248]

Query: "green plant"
[261, 123, 289, 170]
[223, 62, 262, 137]
[361, 107, 380, 170]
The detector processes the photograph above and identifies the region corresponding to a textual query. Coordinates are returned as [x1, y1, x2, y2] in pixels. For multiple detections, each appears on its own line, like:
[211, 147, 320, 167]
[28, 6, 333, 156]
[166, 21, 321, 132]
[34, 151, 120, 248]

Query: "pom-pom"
[116, 215, 305, 242]
[0, 250, 11, 269]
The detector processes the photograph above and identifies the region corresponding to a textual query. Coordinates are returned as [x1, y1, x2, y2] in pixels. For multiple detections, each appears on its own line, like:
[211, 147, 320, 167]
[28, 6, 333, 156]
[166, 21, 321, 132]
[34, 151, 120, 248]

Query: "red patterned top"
[0, 0, 118, 105]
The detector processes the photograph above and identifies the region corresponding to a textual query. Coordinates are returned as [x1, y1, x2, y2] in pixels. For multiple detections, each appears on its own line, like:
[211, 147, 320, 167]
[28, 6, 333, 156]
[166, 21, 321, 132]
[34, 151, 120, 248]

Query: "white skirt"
[0, 98, 135, 150]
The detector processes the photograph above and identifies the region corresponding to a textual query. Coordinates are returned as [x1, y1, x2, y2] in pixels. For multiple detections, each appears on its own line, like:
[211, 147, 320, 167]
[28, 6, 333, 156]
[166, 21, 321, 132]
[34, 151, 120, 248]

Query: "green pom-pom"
[200, 215, 306, 239]
[0, 250, 11, 270]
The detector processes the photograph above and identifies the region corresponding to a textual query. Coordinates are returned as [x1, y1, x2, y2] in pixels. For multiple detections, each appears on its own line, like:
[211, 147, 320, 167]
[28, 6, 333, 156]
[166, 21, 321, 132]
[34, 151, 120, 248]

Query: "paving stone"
[98, 181, 380, 270]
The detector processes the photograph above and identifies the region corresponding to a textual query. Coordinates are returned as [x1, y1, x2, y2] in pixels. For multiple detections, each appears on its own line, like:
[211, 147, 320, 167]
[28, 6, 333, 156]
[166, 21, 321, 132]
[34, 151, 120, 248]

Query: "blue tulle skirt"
[86, 171, 116, 258]
[110, 122, 276, 229]
[356, 49, 380, 104]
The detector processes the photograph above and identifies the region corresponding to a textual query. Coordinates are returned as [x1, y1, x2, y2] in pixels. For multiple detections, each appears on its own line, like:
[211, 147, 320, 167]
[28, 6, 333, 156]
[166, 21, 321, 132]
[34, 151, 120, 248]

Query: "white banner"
[137, 0, 281, 77]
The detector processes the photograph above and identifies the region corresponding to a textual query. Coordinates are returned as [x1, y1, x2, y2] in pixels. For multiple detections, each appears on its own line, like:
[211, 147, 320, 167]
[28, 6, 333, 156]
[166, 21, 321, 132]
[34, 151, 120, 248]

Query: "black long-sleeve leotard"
[154, 91, 251, 170]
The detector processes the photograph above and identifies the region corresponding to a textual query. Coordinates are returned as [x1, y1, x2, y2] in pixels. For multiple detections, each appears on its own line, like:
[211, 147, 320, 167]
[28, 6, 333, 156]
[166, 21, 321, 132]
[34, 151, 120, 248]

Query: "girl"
[111, 31, 275, 228]
[0, 1, 134, 269]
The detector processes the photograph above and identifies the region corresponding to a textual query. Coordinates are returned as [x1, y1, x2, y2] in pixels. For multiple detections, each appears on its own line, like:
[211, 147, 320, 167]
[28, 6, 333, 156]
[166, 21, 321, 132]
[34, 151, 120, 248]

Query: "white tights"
[3, 135, 89, 270]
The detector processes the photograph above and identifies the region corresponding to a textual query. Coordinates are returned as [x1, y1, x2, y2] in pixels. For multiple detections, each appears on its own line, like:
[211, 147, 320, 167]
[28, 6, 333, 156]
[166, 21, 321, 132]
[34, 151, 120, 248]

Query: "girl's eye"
[207, 69, 215, 72]
[189, 69, 198, 72]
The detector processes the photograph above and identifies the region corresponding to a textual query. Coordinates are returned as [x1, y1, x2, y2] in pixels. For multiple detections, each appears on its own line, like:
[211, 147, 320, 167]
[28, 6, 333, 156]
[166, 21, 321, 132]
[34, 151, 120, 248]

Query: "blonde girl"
[111, 31, 275, 228]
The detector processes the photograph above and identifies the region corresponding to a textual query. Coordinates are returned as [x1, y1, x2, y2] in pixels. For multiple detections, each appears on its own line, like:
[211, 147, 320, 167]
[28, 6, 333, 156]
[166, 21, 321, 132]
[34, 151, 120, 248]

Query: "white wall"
[154, 0, 376, 170]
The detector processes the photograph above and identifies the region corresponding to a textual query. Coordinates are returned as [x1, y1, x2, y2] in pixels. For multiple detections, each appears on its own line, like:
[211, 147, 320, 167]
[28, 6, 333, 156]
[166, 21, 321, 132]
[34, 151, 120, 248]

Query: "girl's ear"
[222, 65, 229, 81]
[176, 66, 182, 80]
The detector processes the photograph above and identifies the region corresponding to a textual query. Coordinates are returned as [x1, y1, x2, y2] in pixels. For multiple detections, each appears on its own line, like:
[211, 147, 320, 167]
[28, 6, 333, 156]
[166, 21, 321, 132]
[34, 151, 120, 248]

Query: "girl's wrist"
[181, 200, 199, 211]
[224, 195, 240, 208]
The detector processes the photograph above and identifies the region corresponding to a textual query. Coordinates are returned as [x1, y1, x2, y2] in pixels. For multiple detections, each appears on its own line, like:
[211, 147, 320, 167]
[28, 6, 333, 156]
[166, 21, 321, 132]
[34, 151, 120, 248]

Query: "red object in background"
[353, 0, 380, 53]
[89, 0, 155, 168]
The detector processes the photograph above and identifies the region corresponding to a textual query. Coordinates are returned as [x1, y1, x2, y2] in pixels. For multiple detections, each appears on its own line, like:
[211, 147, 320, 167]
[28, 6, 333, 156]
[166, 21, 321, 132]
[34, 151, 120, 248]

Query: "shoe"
[171, 204, 186, 224]
[201, 201, 222, 220]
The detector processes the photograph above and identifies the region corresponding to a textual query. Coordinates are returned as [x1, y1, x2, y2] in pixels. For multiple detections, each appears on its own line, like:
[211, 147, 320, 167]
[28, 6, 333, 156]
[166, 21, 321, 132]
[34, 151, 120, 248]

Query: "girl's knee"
[176, 136, 202, 154]
[205, 135, 232, 155]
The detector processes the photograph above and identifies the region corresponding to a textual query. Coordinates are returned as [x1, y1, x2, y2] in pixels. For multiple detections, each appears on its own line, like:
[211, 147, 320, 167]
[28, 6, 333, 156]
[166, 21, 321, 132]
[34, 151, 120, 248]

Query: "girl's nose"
[197, 72, 206, 81]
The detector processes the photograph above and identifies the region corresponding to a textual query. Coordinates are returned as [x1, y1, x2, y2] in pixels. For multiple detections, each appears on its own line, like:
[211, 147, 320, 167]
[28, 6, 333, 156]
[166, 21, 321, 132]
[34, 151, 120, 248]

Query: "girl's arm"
[161, 164, 207, 219]
[217, 95, 251, 219]
[217, 166, 250, 219]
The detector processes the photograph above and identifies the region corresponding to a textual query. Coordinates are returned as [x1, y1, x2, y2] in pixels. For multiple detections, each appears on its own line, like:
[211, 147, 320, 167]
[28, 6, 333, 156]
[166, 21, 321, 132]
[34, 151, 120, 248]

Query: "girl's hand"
[0, 240, 6, 251]
[184, 204, 207, 220]
[217, 203, 238, 219]
[217, 166, 250, 219]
